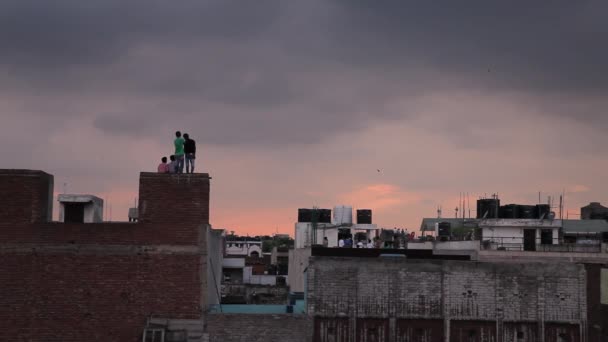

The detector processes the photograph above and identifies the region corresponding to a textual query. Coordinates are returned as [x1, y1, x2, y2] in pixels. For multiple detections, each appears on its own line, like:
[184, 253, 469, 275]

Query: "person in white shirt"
[367, 239, 374, 248]
[357, 241, 363, 248]
[338, 239, 345, 248]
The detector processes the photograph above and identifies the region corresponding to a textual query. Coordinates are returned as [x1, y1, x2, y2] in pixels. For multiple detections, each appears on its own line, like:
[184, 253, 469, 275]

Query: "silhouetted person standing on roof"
[174, 131, 185, 174]
[183, 133, 196, 174]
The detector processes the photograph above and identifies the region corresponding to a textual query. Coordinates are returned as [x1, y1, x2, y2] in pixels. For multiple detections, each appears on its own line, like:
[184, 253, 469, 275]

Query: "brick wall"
[0, 253, 201, 341]
[207, 314, 312, 342]
[308, 257, 588, 341]
[0, 170, 53, 223]
[0, 170, 212, 342]
[139, 173, 210, 225]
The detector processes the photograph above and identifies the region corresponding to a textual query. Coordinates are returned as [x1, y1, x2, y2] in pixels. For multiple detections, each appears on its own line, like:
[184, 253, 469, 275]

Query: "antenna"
[467, 192, 471, 219]
[559, 195, 563, 220]
[63, 182, 68, 194]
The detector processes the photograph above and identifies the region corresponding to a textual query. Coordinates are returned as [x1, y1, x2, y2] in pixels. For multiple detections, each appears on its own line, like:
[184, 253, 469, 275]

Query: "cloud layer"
[1, 1, 608, 234]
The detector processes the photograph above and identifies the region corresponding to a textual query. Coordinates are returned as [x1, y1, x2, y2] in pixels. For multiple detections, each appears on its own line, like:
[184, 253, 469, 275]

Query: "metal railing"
[481, 236, 602, 253]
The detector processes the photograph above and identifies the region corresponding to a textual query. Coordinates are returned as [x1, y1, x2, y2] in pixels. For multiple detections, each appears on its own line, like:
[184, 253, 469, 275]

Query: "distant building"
[57, 194, 103, 223]
[225, 237, 262, 257]
[294, 206, 379, 248]
[581, 202, 608, 220]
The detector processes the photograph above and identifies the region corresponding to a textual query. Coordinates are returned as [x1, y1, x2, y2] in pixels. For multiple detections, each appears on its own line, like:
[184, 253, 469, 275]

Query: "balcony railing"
[481, 237, 602, 253]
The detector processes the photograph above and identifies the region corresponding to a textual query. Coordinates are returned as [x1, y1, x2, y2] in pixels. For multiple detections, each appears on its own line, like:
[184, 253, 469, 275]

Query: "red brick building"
[0, 170, 213, 341]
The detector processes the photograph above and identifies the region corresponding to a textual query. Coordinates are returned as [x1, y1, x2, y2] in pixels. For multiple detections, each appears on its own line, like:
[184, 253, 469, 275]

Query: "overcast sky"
[2, 1, 608, 235]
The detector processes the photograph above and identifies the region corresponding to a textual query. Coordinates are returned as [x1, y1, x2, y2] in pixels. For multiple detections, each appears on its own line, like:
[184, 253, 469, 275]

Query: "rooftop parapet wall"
[0, 170, 211, 246]
[0, 170, 53, 224]
[138, 172, 210, 225]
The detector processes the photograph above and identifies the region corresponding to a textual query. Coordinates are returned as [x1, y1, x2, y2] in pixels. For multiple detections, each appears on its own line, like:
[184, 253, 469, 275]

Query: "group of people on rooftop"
[157, 131, 197, 174]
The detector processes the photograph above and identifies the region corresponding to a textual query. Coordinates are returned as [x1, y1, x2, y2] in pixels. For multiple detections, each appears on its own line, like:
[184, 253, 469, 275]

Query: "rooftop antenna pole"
[459, 192, 462, 220]
[562, 189, 566, 220]
[539, 191, 541, 204]
[468, 192, 471, 219]
[461, 192, 465, 220]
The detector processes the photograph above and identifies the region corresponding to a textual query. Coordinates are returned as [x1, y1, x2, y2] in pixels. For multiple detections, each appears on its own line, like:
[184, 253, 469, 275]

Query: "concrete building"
[479, 218, 560, 251]
[306, 250, 608, 342]
[295, 221, 379, 248]
[57, 194, 103, 223]
[225, 238, 262, 257]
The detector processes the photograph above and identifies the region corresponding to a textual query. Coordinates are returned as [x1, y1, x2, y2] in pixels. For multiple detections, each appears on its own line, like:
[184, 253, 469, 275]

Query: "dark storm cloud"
[325, 0, 608, 92]
[0, 0, 283, 68]
[2, 0, 608, 145]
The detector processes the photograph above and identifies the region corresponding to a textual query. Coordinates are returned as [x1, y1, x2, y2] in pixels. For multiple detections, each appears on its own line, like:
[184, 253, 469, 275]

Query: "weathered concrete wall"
[308, 257, 588, 341]
[0, 170, 211, 341]
[207, 228, 224, 306]
[288, 248, 311, 293]
[207, 314, 312, 342]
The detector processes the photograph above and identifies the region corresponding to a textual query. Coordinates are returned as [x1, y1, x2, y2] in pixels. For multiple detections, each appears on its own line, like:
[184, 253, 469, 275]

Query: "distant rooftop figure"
[58, 194, 103, 223]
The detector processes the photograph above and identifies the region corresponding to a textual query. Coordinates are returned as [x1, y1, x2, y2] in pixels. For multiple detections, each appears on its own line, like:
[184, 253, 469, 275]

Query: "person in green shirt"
[174, 131, 185, 174]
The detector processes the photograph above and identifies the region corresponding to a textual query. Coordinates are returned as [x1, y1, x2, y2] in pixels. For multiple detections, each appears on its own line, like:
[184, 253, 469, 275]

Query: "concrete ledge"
[140, 172, 211, 180]
[0, 243, 204, 255]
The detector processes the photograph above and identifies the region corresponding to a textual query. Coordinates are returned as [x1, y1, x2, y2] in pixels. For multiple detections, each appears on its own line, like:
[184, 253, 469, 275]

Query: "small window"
[540, 229, 553, 245]
[143, 328, 164, 342]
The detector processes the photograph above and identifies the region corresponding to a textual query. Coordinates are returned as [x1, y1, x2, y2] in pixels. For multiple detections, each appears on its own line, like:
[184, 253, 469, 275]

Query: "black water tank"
[318, 209, 332, 223]
[518, 205, 536, 219]
[298, 209, 312, 222]
[438, 222, 451, 236]
[357, 209, 372, 224]
[500, 204, 519, 219]
[536, 204, 550, 219]
[477, 199, 500, 218]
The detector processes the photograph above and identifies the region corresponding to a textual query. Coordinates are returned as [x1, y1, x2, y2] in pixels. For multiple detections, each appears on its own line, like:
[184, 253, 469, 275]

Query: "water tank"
[318, 209, 332, 223]
[438, 222, 451, 237]
[500, 204, 519, 219]
[298, 209, 312, 222]
[518, 205, 536, 219]
[357, 209, 372, 224]
[535, 204, 550, 219]
[333, 205, 353, 225]
[477, 199, 500, 219]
